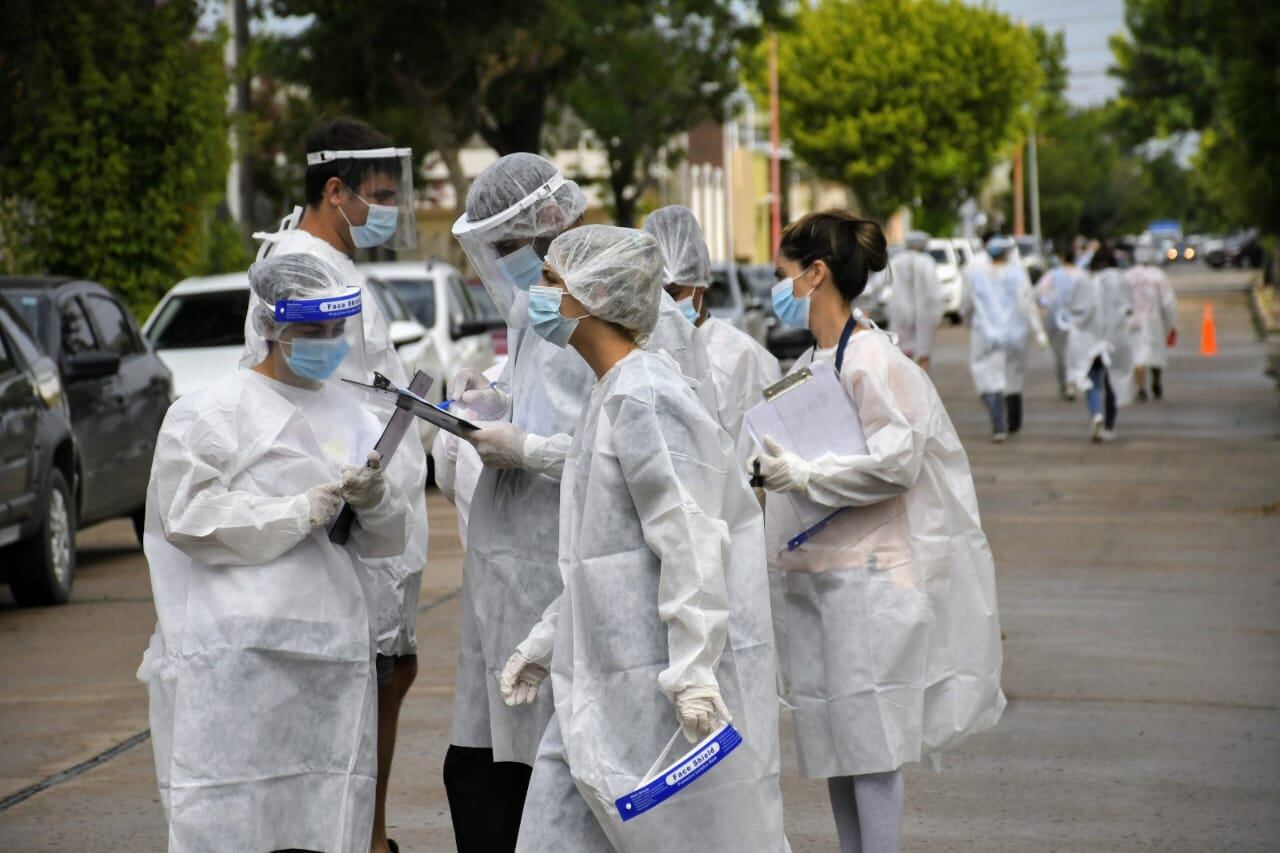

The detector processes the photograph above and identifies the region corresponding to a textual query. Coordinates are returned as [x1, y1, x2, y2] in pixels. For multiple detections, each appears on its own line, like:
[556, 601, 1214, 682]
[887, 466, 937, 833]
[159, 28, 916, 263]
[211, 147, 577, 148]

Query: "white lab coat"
[964, 262, 1047, 394]
[1065, 268, 1135, 402]
[1035, 265, 1087, 384]
[766, 327, 1005, 777]
[888, 250, 944, 359]
[1127, 265, 1178, 369]
[699, 316, 782, 442]
[514, 349, 786, 852]
[139, 370, 408, 852]
[432, 362, 505, 544]
[248, 226, 430, 657]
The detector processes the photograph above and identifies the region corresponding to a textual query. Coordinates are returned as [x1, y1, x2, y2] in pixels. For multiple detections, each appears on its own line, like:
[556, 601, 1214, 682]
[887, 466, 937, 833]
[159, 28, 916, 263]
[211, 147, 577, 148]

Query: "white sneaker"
[1090, 414, 1104, 443]
[1099, 428, 1117, 442]
[992, 432, 1008, 444]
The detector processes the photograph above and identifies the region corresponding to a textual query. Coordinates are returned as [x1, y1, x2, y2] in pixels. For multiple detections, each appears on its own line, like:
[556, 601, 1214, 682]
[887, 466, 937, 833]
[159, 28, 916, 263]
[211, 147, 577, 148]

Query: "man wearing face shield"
[248, 117, 429, 853]
[445, 153, 594, 850]
[644, 205, 782, 440]
[497, 225, 787, 851]
[138, 253, 408, 853]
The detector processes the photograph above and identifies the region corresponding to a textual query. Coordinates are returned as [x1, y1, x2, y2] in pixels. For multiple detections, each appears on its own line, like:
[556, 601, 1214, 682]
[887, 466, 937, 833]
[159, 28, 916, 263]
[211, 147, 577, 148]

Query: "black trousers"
[444, 744, 533, 852]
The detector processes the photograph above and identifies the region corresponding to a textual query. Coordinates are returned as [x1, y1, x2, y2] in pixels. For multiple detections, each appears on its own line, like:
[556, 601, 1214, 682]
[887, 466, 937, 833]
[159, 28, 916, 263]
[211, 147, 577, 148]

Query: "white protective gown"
[1065, 268, 1136, 402]
[515, 349, 787, 852]
[139, 370, 408, 853]
[699, 316, 782, 440]
[432, 362, 505, 543]
[451, 323, 596, 764]
[767, 326, 1005, 778]
[248, 225, 430, 657]
[1035, 265, 1086, 379]
[887, 249, 944, 360]
[964, 262, 1046, 395]
[647, 291, 724, 423]
[1127, 265, 1178, 369]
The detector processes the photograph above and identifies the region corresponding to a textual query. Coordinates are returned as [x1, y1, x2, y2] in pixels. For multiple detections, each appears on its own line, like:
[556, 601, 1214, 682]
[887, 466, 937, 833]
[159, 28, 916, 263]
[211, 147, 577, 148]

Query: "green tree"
[0, 0, 230, 316]
[748, 0, 1040, 226]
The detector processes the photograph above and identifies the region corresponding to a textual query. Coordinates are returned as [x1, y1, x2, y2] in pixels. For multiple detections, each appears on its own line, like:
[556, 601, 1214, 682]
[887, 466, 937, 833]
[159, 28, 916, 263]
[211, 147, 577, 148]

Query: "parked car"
[951, 238, 976, 273]
[362, 275, 444, 393]
[142, 273, 250, 398]
[1221, 229, 1264, 269]
[926, 238, 965, 323]
[466, 281, 509, 357]
[358, 261, 499, 401]
[708, 261, 773, 343]
[1014, 236, 1049, 283]
[0, 300, 78, 605]
[1, 277, 172, 546]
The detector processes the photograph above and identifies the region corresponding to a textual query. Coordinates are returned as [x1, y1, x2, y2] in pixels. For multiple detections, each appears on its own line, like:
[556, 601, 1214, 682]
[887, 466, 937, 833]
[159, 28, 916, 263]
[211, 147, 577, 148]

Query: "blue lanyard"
[834, 315, 857, 374]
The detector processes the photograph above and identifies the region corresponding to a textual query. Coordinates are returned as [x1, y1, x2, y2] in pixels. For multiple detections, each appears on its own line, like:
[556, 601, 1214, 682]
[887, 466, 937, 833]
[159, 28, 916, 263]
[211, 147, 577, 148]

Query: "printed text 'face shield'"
[266, 287, 368, 386]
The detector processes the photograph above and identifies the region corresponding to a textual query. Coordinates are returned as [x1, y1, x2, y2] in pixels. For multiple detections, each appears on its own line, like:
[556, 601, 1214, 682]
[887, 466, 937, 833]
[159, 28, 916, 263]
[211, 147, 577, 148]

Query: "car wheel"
[8, 469, 77, 606]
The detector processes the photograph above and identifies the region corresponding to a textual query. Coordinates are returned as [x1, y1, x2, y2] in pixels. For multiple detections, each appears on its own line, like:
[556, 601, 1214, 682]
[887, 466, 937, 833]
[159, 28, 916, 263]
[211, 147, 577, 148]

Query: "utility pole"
[225, 0, 253, 242]
[1028, 122, 1042, 251]
[768, 32, 782, 253]
[1012, 144, 1025, 237]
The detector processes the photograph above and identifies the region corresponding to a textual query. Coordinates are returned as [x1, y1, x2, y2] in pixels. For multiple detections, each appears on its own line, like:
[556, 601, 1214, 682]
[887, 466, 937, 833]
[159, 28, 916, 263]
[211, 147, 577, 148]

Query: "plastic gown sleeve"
[612, 395, 729, 701]
[515, 593, 562, 668]
[153, 405, 311, 566]
[798, 354, 928, 510]
[348, 474, 409, 559]
[522, 432, 572, 480]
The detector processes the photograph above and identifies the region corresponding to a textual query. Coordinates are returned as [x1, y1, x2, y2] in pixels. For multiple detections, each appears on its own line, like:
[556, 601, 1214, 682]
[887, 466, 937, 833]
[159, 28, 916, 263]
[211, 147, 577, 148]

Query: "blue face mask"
[675, 295, 700, 325]
[527, 285, 581, 348]
[343, 191, 399, 249]
[284, 337, 351, 381]
[772, 266, 815, 329]
[498, 245, 544, 292]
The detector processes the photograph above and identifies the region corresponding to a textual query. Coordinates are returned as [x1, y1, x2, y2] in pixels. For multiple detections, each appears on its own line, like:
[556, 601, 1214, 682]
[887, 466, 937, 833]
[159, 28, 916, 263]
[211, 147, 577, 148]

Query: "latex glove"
[674, 685, 732, 744]
[499, 651, 549, 707]
[305, 482, 343, 529]
[452, 367, 507, 419]
[471, 421, 529, 469]
[1167, 329, 1178, 348]
[751, 435, 811, 493]
[340, 451, 387, 509]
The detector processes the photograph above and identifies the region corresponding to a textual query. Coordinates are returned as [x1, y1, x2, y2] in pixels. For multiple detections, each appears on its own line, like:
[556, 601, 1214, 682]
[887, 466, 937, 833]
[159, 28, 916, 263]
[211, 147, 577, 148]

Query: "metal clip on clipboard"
[745, 360, 868, 551]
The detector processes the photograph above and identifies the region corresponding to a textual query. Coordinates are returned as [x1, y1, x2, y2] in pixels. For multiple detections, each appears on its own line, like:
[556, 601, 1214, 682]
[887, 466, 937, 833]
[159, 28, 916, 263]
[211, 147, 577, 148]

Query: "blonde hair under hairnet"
[247, 252, 350, 341]
[643, 205, 711, 289]
[546, 225, 664, 340]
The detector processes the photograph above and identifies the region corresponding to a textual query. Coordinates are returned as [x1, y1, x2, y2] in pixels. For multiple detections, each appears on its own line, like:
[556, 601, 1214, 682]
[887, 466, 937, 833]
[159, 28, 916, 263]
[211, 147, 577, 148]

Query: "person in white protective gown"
[887, 230, 944, 372]
[643, 204, 781, 439]
[432, 360, 506, 544]
[497, 225, 788, 852]
[138, 253, 409, 853]
[751, 210, 1005, 853]
[1065, 244, 1135, 443]
[246, 118, 428, 853]
[443, 153, 594, 851]
[1034, 244, 1088, 399]
[1126, 261, 1178, 402]
[963, 236, 1048, 442]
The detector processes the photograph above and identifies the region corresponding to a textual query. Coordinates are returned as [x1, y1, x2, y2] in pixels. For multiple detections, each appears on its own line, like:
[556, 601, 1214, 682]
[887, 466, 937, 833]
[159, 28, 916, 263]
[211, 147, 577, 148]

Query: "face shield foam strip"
[613, 723, 742, 822]
[450, 172, 568, 238]
[305, 147, 412, 165]
[273, 287, 363, 323]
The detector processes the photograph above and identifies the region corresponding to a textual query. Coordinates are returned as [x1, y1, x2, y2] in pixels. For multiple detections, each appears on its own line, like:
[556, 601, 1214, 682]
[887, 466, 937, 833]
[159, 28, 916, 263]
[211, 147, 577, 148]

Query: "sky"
[980, 0, 1128, 106]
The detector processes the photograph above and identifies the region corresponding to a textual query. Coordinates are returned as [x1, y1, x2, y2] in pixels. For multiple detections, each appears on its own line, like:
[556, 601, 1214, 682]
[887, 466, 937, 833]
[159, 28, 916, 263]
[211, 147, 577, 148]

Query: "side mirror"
[389, 321, 425, 348]
[65, 350, 120, 381]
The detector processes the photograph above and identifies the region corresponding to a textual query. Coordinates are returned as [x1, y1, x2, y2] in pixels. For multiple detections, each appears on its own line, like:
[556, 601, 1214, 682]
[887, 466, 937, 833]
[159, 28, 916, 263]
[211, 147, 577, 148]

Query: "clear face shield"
[260, 287, 369, 389]
[307, 148, 418, 252]
[451, 173, 581, 328]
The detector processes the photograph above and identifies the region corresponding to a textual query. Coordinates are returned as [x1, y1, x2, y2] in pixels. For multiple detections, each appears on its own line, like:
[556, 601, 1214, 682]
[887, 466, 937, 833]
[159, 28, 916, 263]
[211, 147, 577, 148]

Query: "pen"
[437, 381, 497, 411]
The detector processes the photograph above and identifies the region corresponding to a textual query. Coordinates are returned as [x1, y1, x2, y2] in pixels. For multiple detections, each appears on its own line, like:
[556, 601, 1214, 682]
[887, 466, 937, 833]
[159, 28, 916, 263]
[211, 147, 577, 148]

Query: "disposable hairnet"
[643, 205, 711, 288]
[247, 252, 349, 341]
[986, 235, 1015, 259]
[462, 153, 588, 242]
[546, 225, 663, 338]
[905, 230, 930, 250]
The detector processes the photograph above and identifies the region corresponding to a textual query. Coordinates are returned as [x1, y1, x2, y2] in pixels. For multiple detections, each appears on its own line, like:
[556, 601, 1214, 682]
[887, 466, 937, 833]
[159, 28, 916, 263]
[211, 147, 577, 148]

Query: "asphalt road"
[1, 265, 1277, 852]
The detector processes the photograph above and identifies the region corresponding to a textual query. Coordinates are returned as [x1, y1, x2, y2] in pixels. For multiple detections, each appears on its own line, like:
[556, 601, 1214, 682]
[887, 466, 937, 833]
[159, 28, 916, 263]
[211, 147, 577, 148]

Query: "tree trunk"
[610, 152, 637, 227]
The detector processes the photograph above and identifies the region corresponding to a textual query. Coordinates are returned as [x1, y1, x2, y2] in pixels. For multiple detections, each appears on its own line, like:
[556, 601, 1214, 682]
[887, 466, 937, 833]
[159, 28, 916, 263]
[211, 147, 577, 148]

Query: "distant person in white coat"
[887, 230, 944, 372]
[1127, 263, 1178, 401]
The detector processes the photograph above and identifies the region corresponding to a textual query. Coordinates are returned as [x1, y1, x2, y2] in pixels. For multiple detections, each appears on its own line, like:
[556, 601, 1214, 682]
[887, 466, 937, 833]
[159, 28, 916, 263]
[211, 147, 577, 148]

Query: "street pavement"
[1, 266, 1276, 851]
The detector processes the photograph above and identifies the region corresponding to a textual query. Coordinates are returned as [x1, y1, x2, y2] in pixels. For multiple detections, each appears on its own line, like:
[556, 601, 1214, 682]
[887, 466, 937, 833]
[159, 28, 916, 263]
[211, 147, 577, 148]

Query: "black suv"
[0, 277, 172, 547]
[0, 300, 78, 604]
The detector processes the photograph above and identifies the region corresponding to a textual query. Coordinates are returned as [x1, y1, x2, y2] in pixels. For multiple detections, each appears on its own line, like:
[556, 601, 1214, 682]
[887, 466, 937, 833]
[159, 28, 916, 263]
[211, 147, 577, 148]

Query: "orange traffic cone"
[1200, 303, 1217, 357]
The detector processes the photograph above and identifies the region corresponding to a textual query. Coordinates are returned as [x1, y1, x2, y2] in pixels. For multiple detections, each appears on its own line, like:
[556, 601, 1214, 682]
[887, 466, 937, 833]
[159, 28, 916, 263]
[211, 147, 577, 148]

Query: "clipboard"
[743, 360, 867, 550]
[328, 370, 436, 545]
[342, 374, 480, 438]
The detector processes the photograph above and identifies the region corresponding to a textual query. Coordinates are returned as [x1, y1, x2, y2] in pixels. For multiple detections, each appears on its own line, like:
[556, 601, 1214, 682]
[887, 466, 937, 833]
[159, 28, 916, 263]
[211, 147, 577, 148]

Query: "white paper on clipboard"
[743, 360, 867, 534]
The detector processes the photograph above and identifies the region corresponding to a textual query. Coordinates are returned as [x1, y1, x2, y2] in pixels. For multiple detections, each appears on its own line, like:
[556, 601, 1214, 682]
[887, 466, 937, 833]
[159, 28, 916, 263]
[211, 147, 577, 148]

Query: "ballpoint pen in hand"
[437, 381, 498, 411]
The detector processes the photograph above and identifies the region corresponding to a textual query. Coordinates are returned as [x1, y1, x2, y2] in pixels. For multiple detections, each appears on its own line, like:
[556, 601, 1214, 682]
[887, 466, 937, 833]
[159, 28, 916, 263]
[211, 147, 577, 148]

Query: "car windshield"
[928, 248, 950, 264]
[467, 283, 502, 323]
[386, 277, 436, 327]
[0, 290, 55, 353]
[147, 289, 250, 349]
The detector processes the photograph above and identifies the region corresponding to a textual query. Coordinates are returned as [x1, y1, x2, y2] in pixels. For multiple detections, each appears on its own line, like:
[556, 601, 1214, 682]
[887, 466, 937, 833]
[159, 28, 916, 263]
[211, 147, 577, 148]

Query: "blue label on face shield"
[614, 724, 742, 822]
[274, 287, 363, 322]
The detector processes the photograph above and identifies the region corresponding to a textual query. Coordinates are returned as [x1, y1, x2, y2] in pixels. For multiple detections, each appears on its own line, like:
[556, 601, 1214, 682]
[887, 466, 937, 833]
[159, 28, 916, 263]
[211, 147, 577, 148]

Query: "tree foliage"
[0, 0, 230, 316]
[1110, 0, 1280, 232]
[748, 0, 1040, 224]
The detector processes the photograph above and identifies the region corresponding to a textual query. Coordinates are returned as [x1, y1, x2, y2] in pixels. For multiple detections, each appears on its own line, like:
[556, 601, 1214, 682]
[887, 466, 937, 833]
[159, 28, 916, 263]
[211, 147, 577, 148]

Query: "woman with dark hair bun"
[751, 210, 1006, 853]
